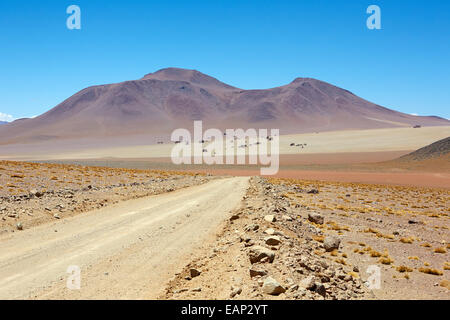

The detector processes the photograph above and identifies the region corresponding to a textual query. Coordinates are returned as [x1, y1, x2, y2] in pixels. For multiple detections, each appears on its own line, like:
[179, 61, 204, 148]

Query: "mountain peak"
[290, 77, 322, 85]
[143, 67, 198, 79]
[142, 68, 238, 90]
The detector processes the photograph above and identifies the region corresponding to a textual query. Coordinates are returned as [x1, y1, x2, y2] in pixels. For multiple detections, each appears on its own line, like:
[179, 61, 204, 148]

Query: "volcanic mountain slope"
[0, 68, 448, 145]
[399, 136, 450, 161]
[376, 136, 450, 173]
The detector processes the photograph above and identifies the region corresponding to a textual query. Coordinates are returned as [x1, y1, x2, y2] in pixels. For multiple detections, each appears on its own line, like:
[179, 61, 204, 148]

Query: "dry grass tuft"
[396, 265, 413, 273]
[433, 247, 447, 254]
[379, 257, 394, 265]
[418, 268, 443, 276]
[400, 237, 414, 244]
[440, 280, 450, 290]
[312, 235, 324, 243]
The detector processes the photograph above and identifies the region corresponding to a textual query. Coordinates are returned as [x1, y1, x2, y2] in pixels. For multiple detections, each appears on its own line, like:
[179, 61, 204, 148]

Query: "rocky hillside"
[399, 137, 450, 161]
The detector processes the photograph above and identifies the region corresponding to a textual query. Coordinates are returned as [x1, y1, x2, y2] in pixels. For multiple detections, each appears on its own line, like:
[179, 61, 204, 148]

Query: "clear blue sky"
[0, 0, 449, 121]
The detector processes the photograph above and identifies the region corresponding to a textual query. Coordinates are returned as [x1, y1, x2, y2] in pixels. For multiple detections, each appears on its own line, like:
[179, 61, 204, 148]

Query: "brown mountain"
[399, 136, 450, 161]
[0, 68, 448, 145]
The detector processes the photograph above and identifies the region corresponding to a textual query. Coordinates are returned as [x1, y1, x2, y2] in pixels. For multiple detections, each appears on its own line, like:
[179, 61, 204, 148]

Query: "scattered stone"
[307, 189, 319, 194]
[16, 222, 23, 230]
[230, 286, 242, 298]
[323, 236, 341, 252]
[315, 283, 327, 296]
[289, 284, 299, 292]
[257, 279, 264, 287]
[249, 268, 267, 278]
[53, 214, 61, 219]
[319, 274, 330, 283]
[244, 240, 255, 247]
[245, 224, 259, 232]
[299, 276, 316, 290]
[240, 235, 252, 243]
[189, 268, 201, 278]
[192, 287, 202, 292]
[265, 236, 281, 246]
[30, 189, 44, 198]
[230, 214, 240, 221]
[174, 288, 188, 294]
[264, 228, 276, 235]
[248, 246, 275, 264]
[262, 277, 286, 295]
[308, 212, 324, 225]
[264, 215, 276, 223]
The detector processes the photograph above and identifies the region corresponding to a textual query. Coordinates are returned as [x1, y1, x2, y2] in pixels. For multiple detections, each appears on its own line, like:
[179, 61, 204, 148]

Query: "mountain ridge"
[0, 67, 448, 145]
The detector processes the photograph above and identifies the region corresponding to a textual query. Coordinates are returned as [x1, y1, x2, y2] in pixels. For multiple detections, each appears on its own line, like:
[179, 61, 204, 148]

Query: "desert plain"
[0, 124, 448, 300]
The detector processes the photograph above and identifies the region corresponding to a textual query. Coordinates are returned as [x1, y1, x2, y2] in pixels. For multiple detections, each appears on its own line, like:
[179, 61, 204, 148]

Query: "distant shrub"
[433, 247, 447, 254]
[396, 265, 413, 273]
[418, 268, 443, 276]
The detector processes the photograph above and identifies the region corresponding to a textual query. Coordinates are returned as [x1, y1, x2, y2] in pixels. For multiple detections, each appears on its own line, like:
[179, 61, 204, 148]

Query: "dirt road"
[0, 177, 249, 299]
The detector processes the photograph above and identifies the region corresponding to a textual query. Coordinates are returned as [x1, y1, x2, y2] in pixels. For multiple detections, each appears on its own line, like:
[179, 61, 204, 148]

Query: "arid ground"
[1, 124, 448, 300]
[0, 156, 448, 300]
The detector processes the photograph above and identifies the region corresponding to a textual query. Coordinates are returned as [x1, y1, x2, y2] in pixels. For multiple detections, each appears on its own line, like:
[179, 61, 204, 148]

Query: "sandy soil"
[189, 169, 450, 189]
[1, 126, 449, 160]
[0, 177, 249, 299]
[279, 126, 450, 154]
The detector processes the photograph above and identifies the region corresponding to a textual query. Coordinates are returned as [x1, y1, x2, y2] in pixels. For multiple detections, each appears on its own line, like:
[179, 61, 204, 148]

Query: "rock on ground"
[262, 277, 286, 295]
